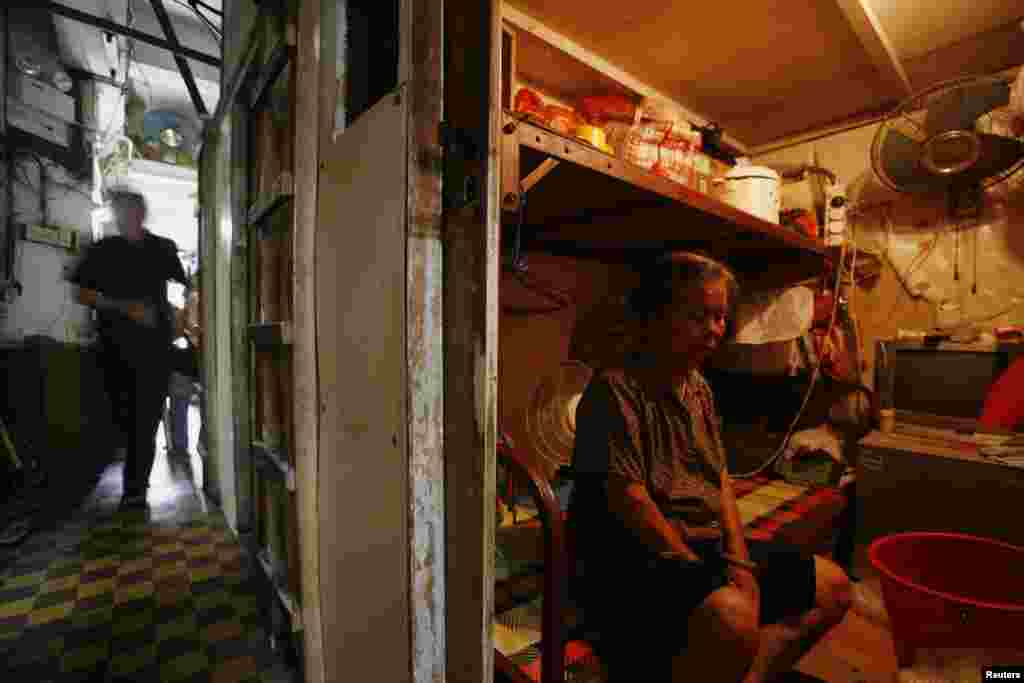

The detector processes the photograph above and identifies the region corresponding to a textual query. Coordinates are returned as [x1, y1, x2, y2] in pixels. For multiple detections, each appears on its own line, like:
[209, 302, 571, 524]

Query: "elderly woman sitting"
[569, 252, 853, 682]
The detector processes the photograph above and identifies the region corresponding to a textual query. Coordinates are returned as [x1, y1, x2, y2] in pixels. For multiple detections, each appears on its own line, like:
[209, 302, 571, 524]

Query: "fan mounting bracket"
[948, 183, 983, 220]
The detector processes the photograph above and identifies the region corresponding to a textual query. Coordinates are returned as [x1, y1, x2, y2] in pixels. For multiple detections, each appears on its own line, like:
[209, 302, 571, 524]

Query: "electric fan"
[524, 361, 593, 477]
[872, 75, 1024, 217]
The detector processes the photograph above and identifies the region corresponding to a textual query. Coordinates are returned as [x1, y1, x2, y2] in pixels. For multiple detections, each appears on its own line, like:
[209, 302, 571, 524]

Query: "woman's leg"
[742, 555, 853, 683]
[670, 584, 761, 682]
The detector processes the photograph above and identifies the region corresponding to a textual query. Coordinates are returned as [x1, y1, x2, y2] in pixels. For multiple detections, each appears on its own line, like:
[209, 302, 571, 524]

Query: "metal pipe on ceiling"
[189, 0, 223, 18]
[148, 0, 207, 116]
[48, 2, 221, 69]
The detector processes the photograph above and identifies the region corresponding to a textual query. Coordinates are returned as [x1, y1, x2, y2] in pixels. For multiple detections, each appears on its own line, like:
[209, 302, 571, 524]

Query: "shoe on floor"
[0, 517, 31, 545]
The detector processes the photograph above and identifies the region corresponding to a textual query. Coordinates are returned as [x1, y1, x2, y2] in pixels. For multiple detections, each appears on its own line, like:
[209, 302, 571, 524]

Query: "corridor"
[0, 435, 298, 683]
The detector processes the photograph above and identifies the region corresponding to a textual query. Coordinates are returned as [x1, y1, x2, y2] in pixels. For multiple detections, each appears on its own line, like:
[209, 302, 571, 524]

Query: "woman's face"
[655, 277, 730, 367]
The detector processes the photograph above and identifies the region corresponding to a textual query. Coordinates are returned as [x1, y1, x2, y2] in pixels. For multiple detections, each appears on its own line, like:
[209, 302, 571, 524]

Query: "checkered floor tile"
[0, 452, 297, 683]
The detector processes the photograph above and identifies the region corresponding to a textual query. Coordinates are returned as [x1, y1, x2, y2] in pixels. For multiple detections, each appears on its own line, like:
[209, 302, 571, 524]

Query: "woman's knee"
[814, 556, 853, 615]
[694, 586, 761, 661]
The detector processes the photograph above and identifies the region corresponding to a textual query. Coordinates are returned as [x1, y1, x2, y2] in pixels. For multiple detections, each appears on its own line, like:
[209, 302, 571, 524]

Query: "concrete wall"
[755, 115, 1024, 386]
[1, 6, 95, 345]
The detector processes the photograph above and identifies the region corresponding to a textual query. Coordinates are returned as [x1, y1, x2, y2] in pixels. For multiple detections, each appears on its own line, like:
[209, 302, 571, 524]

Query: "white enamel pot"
[716, 166, 780, 224]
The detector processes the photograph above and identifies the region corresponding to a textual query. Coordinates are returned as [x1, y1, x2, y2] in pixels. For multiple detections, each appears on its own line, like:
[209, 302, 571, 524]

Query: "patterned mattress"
[494, 474, 851, 682]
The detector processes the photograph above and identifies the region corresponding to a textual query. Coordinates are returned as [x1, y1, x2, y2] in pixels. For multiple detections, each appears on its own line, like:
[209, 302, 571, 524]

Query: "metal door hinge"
[439, 122, 482, 210]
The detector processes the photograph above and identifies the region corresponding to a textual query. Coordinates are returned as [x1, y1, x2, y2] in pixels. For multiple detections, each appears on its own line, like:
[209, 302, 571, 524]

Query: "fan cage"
[871, 75, 1024, 195]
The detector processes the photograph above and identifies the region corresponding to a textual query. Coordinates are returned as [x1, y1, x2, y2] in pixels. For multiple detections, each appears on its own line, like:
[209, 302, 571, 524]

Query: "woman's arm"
[606, 475, 702, 563]
[718, 468, 751, 563]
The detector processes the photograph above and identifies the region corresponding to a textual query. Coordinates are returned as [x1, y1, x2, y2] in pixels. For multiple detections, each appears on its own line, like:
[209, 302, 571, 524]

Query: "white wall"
[2, 158, 94, 344]
[755, 110, 1024, 382]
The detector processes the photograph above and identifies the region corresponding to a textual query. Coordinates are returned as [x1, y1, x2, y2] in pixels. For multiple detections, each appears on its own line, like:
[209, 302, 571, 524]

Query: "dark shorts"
[590, 539, 817, 674]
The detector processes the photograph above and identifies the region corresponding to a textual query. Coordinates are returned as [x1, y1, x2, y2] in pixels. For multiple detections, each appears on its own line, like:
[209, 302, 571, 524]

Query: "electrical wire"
[732, 240, 848, 479]
[846, 220, 866, 375]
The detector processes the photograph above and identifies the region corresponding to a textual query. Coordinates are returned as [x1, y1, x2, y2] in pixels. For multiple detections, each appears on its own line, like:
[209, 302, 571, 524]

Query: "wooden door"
[316, 86, 410, 683]
[312, 0, 502, 679]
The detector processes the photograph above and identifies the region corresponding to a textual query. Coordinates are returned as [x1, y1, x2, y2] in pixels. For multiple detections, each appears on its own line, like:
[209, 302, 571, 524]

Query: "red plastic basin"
[869, 532, 1024, 662]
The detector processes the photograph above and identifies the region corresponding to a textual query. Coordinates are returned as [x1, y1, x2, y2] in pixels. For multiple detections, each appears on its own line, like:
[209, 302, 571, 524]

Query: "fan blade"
[954, 134, 1024, 186]
[924, 80, 1011, 136]
[881, 129, 947, 194]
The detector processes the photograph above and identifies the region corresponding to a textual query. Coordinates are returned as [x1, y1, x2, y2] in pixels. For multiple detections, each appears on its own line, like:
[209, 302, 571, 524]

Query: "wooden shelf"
[502, 113, 828, 290]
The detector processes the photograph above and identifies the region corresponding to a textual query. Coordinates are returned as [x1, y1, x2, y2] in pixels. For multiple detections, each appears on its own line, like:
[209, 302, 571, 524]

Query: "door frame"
[402, 0, 502, 681]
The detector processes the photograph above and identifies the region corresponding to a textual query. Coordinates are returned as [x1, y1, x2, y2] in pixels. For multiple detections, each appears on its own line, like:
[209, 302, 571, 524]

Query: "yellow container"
[576, 124, 614, 155]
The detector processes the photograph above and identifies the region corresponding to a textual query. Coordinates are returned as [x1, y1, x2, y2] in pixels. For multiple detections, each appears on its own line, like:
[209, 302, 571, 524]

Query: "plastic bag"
[577, 95, 637, 125]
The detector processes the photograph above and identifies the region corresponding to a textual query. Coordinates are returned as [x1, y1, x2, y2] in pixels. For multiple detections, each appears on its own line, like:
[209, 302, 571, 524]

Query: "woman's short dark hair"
[628, 251, 740, 339]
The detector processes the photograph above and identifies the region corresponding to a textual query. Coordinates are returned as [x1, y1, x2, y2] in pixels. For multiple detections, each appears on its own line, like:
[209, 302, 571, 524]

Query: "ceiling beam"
[833, 0, 913, 97]
[190, 0, 222, 18]
[148, 0, 207, 116]
[48, 2, 221, 69]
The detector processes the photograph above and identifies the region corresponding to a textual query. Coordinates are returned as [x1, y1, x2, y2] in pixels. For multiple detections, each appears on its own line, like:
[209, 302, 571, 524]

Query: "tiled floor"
[0, 433, 298, 683]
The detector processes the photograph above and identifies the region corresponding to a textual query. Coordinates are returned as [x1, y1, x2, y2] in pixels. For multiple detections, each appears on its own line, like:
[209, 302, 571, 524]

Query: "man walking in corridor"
[70, 190, 189, 508]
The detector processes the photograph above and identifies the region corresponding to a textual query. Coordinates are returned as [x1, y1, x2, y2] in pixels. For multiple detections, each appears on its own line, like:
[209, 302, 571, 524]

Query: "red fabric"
[979, 356, 1024, 431]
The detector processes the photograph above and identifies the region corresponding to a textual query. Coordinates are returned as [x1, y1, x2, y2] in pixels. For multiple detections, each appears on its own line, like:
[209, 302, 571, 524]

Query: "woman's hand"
[728, 565, 760, 603]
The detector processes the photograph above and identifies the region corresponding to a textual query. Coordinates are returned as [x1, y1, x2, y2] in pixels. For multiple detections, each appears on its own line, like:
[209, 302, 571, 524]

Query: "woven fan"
[525, 361, 594, 474]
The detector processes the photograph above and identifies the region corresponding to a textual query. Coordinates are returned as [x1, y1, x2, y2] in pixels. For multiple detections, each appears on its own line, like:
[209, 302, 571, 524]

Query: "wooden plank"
[280, 0, 300, 616]
[291, 0, 322, 679]
[445, 0, 500, 681]
[501, 21, 517, 112]
[404, 0, 446, 679]
[256, 231, 283, 449]
[317, 88, 409, 683]
[520, 158, 559, 194]
[833, 0, 913, 96]
[230, 105, 255, 535]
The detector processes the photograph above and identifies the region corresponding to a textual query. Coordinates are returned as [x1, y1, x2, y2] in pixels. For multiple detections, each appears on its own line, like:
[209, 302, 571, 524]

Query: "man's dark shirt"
[70, 231, 188, 355]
